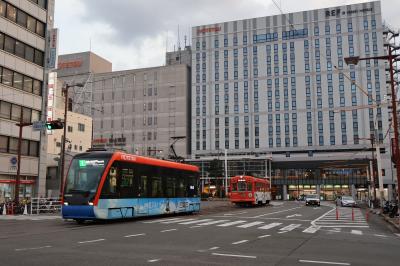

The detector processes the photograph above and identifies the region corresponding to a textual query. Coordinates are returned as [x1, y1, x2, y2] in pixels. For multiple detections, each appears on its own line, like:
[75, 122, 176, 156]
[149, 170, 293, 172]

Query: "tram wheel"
[74, 219, 85, 224]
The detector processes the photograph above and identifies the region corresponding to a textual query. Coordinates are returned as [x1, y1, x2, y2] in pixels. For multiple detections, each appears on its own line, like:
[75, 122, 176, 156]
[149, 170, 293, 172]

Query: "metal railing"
[29, 198, 62, 215]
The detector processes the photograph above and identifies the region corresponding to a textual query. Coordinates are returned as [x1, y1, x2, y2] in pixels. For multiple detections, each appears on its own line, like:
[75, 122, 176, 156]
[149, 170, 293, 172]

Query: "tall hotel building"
[191, 1, 394, 200]
[0, 0, 55, 201]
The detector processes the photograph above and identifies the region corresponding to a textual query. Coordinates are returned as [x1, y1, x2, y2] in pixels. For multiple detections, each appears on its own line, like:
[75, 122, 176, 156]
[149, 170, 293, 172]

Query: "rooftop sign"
[197, 26, 221, 34]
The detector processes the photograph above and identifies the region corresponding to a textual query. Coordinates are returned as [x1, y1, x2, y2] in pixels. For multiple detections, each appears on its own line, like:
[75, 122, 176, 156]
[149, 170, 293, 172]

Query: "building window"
[68, 126, 73, 132]
[78, 123, 85, 132]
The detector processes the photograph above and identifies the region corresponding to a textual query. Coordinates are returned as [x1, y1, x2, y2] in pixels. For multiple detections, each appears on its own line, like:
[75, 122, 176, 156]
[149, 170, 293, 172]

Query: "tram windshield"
[65, 157, 109, 195]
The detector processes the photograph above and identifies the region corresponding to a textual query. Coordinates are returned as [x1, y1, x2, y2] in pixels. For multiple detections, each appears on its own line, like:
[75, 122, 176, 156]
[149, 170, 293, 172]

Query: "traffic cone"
[23, 204, 28, 215]
[2, 204, 5, 215]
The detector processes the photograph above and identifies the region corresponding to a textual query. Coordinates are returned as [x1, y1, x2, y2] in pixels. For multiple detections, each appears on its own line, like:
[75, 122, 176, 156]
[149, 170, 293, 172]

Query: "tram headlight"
[88, 202, 94, 206]
[63, 202, 69, 206]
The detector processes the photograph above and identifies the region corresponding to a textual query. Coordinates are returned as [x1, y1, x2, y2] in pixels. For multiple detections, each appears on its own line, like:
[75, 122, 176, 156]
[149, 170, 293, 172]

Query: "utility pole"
[15, 109, 33, 204]
[59, 83, 84, 195]
[388, 44, 400, 210]
[224, 149, 228, 197]
[345, 33, 400, 207]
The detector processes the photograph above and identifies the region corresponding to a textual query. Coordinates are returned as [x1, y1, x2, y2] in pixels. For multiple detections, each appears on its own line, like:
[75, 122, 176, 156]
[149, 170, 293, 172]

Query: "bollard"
[352, 207, 355, 221]
[336, 206, 339, 220]
[23, 204, 28, 215]
[2, 204, 6, 215]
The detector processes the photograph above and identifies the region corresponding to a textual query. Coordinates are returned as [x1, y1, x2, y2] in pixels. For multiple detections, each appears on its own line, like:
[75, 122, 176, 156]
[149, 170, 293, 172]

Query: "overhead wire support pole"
[59, 82, 84, 196]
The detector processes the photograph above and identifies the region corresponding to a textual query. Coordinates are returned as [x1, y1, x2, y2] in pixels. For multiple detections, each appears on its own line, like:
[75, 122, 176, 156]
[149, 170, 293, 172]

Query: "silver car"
[336, 196, 357, 207]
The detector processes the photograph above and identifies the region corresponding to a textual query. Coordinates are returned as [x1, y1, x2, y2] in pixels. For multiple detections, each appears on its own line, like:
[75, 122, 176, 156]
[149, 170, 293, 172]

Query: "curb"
[369, 209, 400, 231]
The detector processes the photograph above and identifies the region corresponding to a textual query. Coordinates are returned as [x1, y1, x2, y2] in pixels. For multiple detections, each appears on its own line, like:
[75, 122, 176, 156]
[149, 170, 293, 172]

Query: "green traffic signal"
[46, 120, 64, 130]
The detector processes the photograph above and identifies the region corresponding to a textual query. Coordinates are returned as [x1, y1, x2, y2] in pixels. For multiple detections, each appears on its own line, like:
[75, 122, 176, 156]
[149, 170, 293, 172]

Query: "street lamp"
[344, 38, 400, 207]
[59, 82, 84, 196]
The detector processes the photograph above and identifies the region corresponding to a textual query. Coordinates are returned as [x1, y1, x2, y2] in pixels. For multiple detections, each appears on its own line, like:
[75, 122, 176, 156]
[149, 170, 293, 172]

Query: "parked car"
[305, 194, 320, 206]
[336, 196, 357, 207]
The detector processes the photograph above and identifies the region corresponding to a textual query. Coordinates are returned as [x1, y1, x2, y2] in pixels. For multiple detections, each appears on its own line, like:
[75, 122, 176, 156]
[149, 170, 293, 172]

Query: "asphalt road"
[0, 201, 399, 265]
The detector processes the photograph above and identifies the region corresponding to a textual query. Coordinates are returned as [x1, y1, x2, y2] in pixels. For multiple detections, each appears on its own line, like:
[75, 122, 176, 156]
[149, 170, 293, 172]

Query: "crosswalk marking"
[303, 225, 320, 234]
[161, 218, 195, 224]
[141, 217, 378, 237]
[258, 222, 282, 230]
[143, 218, 181, 224]
[351, 230, 363, 235]
[178, 219, 212, 225]
[237, 221, 264, 228]
[217, 220, 247, 227]
[197, 220, 229, 226]
[280, 224, 301, 232]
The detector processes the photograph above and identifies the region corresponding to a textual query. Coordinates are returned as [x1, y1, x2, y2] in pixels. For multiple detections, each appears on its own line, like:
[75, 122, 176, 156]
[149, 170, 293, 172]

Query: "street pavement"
[0, 201, 399, 265]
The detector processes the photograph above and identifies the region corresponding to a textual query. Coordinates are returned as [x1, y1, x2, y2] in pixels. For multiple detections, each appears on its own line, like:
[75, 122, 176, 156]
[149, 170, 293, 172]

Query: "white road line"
[258, 234, 271, 238]
[280, 224, 301, 232]
[212, 252, 256, 259]
[252, 206, 302, 218]
[161, 218, 195, 224]
[374, 234, 387, 237]
[148, 259, 160, 263]
[351, 230, 363, 235]
[143, 218, 182, 224]
[395, 233, 400, 237]
[299, 259, 350, 265]
[197, 220, 229, 226]
[78, 239, 105, 244]
[258, 222, 282, 230]
[178, 219, 212, 225]
[209, 247, 219, 250]
[232, 240, 249, 245]
[303, 225, 320, 234]
[217, 220, 247, 227]
[237, 221, 264, 228]
[15, 245, 52, 251]
[161, 229, 177, 233]
[224, 211, 248, 216]
[317, 225, 369, 228]
[124, 233, 146, 238]
[190, 225, 202, 228]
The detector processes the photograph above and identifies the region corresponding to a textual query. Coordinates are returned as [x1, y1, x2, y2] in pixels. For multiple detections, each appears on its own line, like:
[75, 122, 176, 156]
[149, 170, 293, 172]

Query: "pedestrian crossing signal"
[46, 120, 64, 130]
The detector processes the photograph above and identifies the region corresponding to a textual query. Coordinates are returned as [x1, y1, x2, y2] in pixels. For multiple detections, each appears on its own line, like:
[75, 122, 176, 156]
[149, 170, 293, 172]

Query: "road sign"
[32, 121, 47, 131]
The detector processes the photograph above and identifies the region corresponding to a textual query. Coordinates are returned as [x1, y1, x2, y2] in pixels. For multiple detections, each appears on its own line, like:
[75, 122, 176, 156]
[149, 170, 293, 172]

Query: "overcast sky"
[54, 0, 399, 71]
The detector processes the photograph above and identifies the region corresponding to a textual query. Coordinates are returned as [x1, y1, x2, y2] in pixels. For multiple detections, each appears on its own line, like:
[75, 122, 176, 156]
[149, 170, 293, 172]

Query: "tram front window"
[64, 158, 108, 202]
[237, 181, 247, 191]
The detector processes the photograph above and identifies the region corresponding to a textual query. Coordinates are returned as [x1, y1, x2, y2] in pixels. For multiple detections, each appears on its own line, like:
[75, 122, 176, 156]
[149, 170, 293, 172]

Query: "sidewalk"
[369, 208, 400, 231]
[199, 198, 235, 214]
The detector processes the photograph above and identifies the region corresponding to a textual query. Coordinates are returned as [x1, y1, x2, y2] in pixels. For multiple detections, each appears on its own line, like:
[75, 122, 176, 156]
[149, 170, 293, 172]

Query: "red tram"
[230, 175, 271, 206]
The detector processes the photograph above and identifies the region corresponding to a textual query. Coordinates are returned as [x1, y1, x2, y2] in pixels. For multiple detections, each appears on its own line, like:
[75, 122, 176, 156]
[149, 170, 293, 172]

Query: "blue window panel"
[336, 24, 341, 33]
[348, 22, 353, 32]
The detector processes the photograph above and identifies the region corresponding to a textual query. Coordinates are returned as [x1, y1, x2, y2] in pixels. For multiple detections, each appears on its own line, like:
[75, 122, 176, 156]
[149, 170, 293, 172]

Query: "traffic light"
[46, 120, 64, 130]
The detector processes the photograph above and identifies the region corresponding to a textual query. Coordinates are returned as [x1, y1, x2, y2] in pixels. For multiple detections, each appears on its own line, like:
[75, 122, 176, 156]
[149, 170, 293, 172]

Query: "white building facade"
[191, 1, 394, 200]
[0, 0, 54, 202]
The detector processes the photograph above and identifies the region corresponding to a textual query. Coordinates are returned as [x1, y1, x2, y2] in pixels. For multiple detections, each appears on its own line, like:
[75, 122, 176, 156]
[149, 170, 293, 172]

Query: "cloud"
[55, 0, 400, 71]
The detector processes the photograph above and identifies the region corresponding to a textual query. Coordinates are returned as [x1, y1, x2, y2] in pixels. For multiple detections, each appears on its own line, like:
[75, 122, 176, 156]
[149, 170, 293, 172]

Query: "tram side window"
[165, 176, 176, 197]
[176, 173, 185, 198]
[231, 182, 238, 192]
[139, 175, 148, 197]
[151, 176, 163, 197]
[100, 165, 118, 198]
[186, 174, 198, 197]
[247, 182, 253, 192]
[119, 164, 136, 198]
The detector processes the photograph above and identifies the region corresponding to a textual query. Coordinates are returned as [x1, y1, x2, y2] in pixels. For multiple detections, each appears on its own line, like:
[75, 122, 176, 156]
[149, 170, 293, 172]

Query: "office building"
[191, 1, 394, 200]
